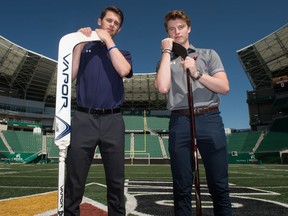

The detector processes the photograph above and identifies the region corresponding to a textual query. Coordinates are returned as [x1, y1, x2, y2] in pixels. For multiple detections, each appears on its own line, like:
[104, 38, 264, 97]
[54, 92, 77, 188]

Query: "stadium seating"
[270, 117, 288, 132]
[123, 115, 144, 130]
[226, 131, 264, 153]
[46, 135, 59, 158]
[227, 132, 249, 153]
[241, 131, 262, 152]
[0, 134, 8, 152]
[1, 115, 287, 164]
[2, 130, 42, 153]
[146, 116, 169, 131]
[256, 132, 288, 153]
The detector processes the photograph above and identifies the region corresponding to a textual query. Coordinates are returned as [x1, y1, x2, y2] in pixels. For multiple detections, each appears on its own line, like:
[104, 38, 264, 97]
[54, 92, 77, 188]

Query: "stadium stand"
[123, 115, 144, 130]
[146, 116, 169, 131]
[226, 131, 262, 164]
[0, 137, 6, 151]
[2, 130, 42, 153]
[269, 117, 288, 132]
[237, 24, 288, 131]
[45, 135, 59, 159]
[256, 132, 288, 153]
[240, 131, 263, 152]
[1, 24, 288, 164]
[236, 23, 288, 163]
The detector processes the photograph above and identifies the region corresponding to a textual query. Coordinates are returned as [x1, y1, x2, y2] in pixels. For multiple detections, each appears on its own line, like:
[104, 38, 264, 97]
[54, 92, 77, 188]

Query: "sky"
[1, 0, 287, 129]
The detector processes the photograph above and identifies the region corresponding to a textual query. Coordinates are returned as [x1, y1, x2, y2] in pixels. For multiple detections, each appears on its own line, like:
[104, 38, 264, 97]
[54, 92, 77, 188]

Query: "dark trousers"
[64, 111, 126, 216]
[169, 111, 232, 216]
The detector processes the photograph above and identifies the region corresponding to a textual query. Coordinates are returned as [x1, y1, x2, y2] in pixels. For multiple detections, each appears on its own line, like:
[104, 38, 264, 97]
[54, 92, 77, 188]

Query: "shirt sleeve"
[207, 49, 225, 76]
[121, 50, 133, 78]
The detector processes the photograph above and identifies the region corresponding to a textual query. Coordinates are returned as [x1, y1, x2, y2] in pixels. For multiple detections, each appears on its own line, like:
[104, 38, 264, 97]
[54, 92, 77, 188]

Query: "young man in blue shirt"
[64, 6, 133, 216]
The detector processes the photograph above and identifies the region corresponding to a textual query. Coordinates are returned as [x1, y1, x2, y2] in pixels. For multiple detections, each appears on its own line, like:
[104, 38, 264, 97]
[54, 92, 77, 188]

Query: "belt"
[77, 106, 121, 115]
[172, 106, 219, 116]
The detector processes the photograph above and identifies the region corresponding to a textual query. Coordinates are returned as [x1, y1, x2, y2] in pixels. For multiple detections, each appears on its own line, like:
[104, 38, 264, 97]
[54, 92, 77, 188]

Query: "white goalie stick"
[55, 31, 100, 216]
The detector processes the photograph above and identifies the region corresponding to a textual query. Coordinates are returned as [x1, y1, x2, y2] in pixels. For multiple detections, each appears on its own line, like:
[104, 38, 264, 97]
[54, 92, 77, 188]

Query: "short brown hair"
[164, 10, 191, 32]
[100, 6, 124, 27]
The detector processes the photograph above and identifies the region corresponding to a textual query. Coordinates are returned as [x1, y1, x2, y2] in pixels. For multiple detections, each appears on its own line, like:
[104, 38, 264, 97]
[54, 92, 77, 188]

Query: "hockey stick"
[54, 31, 100, 216]
[172, 42, 202, 216]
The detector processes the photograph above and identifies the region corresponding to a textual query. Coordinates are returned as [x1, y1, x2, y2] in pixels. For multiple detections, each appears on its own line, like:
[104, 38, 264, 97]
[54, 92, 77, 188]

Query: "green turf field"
[0, 163, 288, 215]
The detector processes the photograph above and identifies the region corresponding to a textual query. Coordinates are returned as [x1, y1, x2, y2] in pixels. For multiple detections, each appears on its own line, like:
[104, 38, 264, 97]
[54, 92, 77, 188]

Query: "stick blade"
[172, 42, 187, 59]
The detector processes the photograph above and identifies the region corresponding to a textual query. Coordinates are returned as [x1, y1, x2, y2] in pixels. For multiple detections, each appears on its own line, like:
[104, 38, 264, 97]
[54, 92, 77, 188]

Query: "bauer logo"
[60, 53, 71, 110]
[57, 185, 64, 215]
[58, 184, 64, 215]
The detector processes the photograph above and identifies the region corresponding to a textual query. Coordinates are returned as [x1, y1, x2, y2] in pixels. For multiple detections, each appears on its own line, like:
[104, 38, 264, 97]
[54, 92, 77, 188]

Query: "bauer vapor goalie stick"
[172, 42, 202, 216]
[55, 31, 100, 216]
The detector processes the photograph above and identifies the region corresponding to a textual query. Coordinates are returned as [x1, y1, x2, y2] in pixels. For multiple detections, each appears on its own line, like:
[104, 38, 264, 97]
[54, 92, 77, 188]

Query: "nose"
[174, 27, 181, 35]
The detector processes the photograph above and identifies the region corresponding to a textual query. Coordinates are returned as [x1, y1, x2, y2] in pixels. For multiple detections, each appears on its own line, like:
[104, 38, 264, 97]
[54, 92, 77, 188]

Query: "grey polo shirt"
[158, 44, 225, 110]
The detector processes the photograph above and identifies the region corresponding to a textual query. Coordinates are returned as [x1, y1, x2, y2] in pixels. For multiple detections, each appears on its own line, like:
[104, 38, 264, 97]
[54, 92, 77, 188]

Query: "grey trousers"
[64, 110, 126, 216]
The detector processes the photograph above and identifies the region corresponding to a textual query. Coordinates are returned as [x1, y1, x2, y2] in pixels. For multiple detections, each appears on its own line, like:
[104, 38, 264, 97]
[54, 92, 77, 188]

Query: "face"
[167, 18, 191, 46]
[98, 11, 121, 37]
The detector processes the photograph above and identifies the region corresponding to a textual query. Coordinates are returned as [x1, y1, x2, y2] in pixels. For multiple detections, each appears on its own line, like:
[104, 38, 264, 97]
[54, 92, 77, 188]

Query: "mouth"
[174, 36, 182, 40]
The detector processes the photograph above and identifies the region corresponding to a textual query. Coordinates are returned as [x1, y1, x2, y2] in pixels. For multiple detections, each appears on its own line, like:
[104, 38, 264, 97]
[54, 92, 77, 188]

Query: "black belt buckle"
[89, 108, 106, 115]
[77, 106, 120, 115]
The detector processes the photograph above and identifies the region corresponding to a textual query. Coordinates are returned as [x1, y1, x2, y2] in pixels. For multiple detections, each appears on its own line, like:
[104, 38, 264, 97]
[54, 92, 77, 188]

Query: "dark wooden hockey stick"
[172, 42, 202, 216]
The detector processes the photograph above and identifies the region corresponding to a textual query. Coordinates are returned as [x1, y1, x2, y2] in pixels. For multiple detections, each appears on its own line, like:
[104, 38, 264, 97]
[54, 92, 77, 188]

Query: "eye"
[114, 21, 120, 27]
[178, 25, 185, 30]
[106, 18, 112, 23]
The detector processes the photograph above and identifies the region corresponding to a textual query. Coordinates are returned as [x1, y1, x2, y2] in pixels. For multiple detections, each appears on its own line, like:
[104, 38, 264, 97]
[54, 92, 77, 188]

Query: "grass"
[0, 163, 288, 214]
[228, 164, 288, 204]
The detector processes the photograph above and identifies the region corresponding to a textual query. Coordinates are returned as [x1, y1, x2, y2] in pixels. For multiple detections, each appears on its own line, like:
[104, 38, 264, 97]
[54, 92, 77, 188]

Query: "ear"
[97, 18, 101, 26]
[117, 27, 122, 33]
[188, 26, 191, 34]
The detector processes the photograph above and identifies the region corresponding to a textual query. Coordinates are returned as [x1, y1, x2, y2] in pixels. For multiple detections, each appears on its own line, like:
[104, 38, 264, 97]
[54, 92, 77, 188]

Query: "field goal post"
[280, 149, 288, 164]
[125, 152, 150, 165]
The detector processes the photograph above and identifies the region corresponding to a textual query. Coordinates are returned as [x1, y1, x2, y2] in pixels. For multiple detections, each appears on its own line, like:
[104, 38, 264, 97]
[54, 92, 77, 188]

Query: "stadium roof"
[237, 23, 288, 90]
[0, 36, 57, 104]
[0, 36, 166, 110]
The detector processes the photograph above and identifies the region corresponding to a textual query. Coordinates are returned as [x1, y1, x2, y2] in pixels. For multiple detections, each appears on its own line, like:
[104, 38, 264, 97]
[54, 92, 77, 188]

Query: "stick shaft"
[186, 70, 202, 216]
[57, 149, 66, 215]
